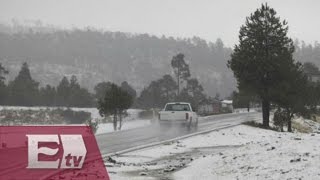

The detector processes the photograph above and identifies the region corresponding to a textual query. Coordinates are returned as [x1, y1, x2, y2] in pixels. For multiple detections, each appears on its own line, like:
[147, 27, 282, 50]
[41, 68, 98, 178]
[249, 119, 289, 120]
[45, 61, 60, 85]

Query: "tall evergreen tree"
[272, 62, 312, 132]
[56, 76, 70, 106]
[121, 81, 137, 99]
[8, 62, 39, 106]
[39, 85, 56, 106]
[56, 75, 94, 107]
[137, 80, 162, 109]
[68, 75, 81, 106]
[73, 88, 94, 107]
[228, 3, 295, 127]
[70, 75, 81, 90]
[171, 53, 191, 96]
[158, 74, 177, 102]
[0, 63, 8, 105]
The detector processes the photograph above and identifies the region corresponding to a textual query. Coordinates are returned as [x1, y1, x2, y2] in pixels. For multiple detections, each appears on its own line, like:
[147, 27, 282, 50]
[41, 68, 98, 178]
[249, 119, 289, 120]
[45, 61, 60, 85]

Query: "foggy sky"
[0, 0, 319, 47]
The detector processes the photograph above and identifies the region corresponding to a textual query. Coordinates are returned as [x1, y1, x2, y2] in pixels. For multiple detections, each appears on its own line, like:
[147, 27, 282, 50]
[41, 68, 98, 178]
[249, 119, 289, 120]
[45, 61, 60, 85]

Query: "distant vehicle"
[158, 102, 198, 128]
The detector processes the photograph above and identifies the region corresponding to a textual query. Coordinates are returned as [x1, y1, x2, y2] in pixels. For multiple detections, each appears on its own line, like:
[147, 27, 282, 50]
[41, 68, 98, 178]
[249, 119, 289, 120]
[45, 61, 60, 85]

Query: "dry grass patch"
[292, 120, 313, 133]
[313, 115, 320, 123]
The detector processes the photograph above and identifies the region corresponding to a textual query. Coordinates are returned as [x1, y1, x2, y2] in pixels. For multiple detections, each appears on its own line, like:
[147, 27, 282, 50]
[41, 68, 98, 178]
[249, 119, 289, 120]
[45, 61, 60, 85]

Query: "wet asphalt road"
[96, 112, 261, 155]
[0, 112, 261, 179]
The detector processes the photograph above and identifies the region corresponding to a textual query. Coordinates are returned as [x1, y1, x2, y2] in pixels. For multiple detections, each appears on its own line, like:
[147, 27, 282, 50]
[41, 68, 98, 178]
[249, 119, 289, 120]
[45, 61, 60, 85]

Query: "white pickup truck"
[158, 102, 198, 128]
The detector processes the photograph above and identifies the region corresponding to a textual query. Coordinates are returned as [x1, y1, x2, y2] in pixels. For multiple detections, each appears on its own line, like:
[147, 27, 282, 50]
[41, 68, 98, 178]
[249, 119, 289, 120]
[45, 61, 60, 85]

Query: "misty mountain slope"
[1, 26, 317, 97]
[0, 26, 236, 97]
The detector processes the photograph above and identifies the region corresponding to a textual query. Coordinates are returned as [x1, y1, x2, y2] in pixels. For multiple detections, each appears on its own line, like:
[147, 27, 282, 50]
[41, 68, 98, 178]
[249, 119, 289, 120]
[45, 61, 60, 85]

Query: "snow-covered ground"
[106, 119, 320, 180]
[0, 106, 112, 120]
[0, 106, 152, 134]
[0, 106, 144, 119]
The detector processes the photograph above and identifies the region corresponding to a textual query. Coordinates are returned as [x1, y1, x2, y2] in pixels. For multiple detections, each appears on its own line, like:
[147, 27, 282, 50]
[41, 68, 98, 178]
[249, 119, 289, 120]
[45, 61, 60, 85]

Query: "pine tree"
[56, 75, 94, 107]
[138, 80, 162, 108]
[171, 53, 191, 96]
[56, 76, 70, 106]
[120, 81, 137, 99]
[0, 63, 8, 105]
[272, 62, 312, 132]
[39, 85, 57, 106]
[68, 75, 81, 106]
[158, 74, 177, 102]
[74, 88, 94, 107]
[8, 62, 39, 106]
[228, 3, 295, 128]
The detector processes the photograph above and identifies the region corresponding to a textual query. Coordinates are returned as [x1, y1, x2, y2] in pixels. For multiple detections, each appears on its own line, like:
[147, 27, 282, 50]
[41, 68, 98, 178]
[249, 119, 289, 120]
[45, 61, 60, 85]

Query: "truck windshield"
[165, 104, 190, 111]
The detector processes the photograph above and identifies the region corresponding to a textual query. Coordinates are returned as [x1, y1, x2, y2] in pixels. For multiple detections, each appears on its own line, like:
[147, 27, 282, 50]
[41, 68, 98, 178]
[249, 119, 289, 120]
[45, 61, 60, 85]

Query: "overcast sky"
[0, 0, 319, 47]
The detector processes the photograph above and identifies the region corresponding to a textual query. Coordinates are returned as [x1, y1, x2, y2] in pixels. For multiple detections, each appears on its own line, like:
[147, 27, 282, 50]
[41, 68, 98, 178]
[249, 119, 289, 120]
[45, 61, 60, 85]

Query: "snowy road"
[96, 112, 261, 155]
[0, 112, 261, 180]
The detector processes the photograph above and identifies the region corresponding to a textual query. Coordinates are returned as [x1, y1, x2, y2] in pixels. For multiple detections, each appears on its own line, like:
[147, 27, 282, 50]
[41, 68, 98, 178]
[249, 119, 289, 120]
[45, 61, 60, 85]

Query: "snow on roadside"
[0, 106, 144, 120]
[72, 108, 151, 134]
[174, 126, 320, 180]
[96, 120, 151, 134]
[0, 106, 151, 134]
[107, 123, 320, 180]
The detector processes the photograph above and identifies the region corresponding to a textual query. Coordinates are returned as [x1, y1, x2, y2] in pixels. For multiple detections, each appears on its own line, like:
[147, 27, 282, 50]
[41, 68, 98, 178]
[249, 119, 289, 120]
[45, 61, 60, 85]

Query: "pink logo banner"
[0, 126, 109, 180]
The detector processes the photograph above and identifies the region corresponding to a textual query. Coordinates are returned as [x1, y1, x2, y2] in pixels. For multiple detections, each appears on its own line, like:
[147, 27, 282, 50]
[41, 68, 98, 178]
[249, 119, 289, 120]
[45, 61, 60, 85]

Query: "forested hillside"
[0, 25, 233, 97]
[0, 25, 319, 97]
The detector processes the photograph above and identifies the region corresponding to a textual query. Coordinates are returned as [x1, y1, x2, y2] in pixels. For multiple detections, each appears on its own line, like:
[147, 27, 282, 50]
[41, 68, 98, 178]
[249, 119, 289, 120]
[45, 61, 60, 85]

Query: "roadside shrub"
[61, 108, 91, 124]
[86, 119, 99, 134]
[273, 109, 288, 132]
[242, 121, 261, 127]
[0, 108, 91, 125]
[306, 113, 320, 123]
[243, 121, 278, 131]
[292, 120, 312, 133]
[315, 115, 320, 123]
